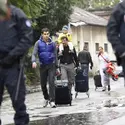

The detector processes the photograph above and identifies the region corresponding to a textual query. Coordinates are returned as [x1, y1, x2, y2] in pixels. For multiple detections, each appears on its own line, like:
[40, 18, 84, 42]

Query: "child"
[58, 25, 72, 44]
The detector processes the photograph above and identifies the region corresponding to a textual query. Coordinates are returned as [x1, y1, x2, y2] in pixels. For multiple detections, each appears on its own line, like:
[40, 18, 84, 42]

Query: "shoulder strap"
[100, 54, 109, 63]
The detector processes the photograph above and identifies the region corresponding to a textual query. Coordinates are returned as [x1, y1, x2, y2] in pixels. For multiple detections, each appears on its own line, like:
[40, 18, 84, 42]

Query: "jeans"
[40, 63, 56, 102]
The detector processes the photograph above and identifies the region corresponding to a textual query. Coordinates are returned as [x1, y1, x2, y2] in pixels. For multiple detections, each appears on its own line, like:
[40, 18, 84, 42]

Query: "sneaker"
[108, 85, 111, 91]
[102, 89, 106, 91]
[49, 102, 56, 108]
[43, 100, 49, 108]
[102, 87, 106, 91]
[86, 91, 90, 98]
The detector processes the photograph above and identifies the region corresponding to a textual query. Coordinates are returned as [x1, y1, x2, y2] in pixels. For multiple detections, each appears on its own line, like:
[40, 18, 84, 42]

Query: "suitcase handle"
[55, 79, 68, 86]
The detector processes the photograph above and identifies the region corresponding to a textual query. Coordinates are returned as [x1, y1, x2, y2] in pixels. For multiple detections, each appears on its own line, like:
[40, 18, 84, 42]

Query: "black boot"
[102, 86, 106, 91]
[108, 85, 111, 91]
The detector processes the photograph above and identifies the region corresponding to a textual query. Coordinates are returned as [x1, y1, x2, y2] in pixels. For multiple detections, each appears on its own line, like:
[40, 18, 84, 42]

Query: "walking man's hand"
[90, 65, 93, 70]
[32, 62, 37, 68]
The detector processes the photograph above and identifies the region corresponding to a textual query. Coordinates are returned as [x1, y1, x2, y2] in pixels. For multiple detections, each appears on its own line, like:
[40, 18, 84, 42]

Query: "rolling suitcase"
[55, 79, 72, 106]
[93, 74, 102, 90]
[75, 68, 89, 98]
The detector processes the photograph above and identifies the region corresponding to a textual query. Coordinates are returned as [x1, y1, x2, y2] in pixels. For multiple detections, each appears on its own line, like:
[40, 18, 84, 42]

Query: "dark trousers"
[60, 63, 75, 91]
[40, 63, 56, 102]
[0, 64, 29, 125]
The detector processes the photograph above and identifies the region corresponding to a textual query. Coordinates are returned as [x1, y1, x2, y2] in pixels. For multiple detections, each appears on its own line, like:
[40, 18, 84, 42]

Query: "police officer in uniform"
[0, 0, 33, 125]
[107, 0, 125, 77]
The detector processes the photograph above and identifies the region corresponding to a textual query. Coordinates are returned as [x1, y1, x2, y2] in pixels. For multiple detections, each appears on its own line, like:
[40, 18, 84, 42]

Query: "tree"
[36, 0, 73, 35]
[72, 0, 90, 10]
[9, 0, 46, 18]
[9, 0, 73, 35]
[92, 0, 120, 8]
[73, 0, 120, 9]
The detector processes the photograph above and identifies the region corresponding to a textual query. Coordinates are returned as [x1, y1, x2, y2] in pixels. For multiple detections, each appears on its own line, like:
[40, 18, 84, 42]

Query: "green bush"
[24, 48, 40, 85]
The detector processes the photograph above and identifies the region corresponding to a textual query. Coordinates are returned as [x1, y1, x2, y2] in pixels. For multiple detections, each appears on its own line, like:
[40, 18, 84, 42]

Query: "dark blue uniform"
[0, 5, 33, 125]
[107, 0, 125, 76]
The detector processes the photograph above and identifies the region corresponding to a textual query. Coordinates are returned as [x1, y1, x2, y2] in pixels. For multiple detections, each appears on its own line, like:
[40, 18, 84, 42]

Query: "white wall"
[71, 25, 116, 72]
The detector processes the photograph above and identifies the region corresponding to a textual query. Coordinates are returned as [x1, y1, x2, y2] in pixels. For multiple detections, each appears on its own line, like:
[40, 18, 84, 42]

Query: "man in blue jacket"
[32, 28, 57, 108]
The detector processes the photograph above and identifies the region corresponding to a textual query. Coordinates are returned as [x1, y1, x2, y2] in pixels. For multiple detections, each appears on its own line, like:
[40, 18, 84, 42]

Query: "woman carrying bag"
[98, 47, 111, 91]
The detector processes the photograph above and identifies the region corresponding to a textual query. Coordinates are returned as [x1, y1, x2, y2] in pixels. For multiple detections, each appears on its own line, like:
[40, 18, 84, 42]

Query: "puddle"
[28, 110, 119, 125]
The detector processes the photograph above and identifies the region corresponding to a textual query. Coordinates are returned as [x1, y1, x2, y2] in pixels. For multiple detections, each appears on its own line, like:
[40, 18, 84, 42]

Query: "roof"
[70, 7, 108, 27]
[92, 11, 111, 16]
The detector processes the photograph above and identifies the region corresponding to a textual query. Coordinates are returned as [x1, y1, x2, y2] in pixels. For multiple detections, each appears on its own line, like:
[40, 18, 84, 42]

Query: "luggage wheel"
[95, 87, 97, 91]
[86, 92, 89, 98]
[69, 103, 72, 106]
[75, 92, 78, 98]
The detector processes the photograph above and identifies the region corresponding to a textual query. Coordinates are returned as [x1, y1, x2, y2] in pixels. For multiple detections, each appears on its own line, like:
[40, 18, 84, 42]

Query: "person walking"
[98, 47, 110, 91]
[78, 45, 93, 77]
[0, 0, 33, 125]
[58, 26, 73, 54]
[107, 0, 125, 78]
[58, 36, 79, 94]
[32, 28, 57, 108]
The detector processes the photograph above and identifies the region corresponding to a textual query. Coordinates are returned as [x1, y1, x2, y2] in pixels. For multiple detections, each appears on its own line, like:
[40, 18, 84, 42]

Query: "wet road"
[8, 110, 121, 125]
[3, 78, 125, 125]
[29, 110, 120, 125]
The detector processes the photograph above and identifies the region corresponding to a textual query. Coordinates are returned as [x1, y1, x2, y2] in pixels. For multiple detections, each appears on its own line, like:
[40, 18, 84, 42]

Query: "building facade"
[69, 7, 116, 72]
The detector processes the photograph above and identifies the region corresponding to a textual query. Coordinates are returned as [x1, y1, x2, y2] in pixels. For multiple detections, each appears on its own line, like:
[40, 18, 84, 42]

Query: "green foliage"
[9, 0, 47, 18]
[92, 0, 120, 8]
[73, 0, 120, 9]
[72, 0, 90, 9]
[36, 0, 73, 35]
[9, 0, 73, 34]
[24, 48, 40, 85]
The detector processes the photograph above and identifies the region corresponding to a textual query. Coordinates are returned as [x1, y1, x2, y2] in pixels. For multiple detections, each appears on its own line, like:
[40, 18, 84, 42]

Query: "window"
[84, 42, 89, 51]
[95, 43, 99, 51]
[104, 43, 108, 52]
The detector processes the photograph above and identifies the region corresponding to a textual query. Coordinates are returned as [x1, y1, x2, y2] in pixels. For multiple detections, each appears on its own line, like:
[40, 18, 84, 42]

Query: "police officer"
[0, 0, 33, 125]
[107, 0, 125, 77]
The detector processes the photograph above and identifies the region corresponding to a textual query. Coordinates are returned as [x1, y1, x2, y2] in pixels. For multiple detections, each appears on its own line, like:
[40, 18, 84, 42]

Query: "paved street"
[1, 78, 125, 125]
